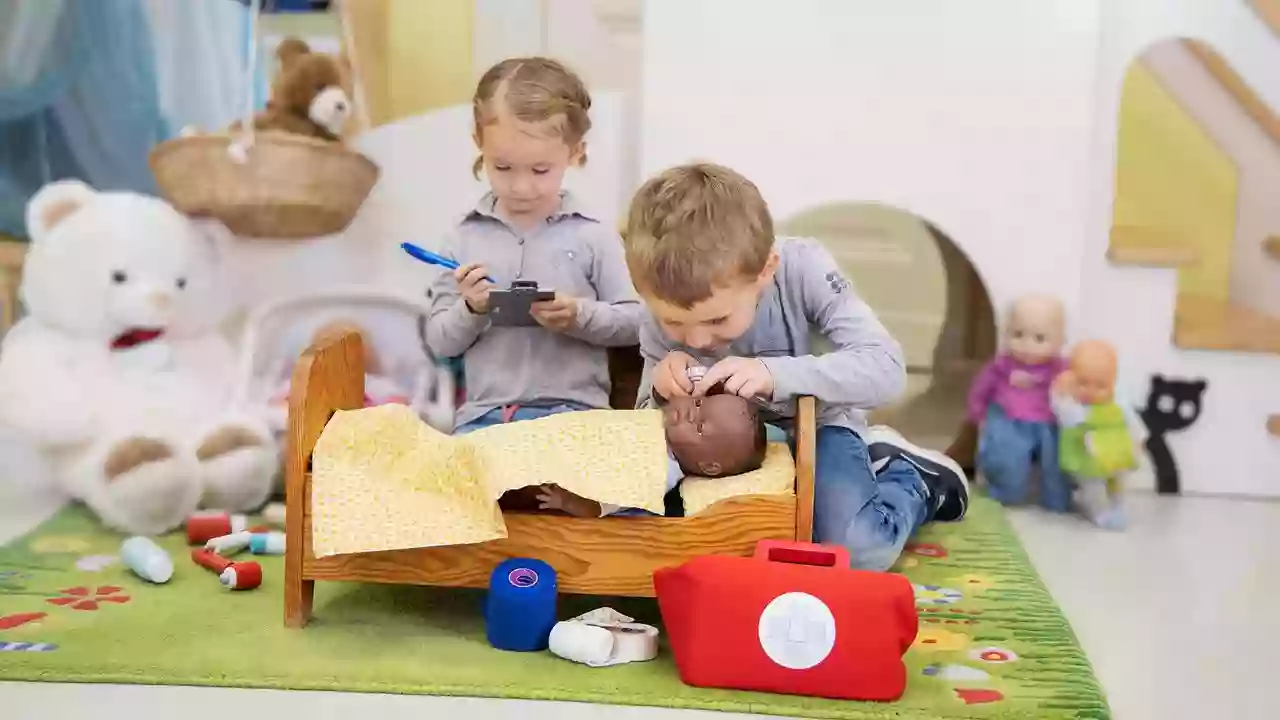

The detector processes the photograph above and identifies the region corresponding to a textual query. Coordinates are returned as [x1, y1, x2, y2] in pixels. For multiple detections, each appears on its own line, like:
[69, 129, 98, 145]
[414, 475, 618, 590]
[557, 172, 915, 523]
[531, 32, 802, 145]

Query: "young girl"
[423, 57, 643, 436]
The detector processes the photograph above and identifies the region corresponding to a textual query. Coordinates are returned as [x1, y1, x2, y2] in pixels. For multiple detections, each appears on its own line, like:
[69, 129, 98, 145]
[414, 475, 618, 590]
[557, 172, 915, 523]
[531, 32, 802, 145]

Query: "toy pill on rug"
[654, 539, 918, 701]
[485, 558, 557, 652]
[249, 531, 286, 555]
[191, 549, 262, 591]
[120, 537, 173, 584]
[186, 511, 248, 545]
[548, 607, 659, 667]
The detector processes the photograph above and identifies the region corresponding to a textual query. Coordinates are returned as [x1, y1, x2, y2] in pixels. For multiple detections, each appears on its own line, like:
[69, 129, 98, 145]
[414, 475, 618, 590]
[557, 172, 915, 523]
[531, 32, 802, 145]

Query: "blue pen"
[401, 242, 497, 283]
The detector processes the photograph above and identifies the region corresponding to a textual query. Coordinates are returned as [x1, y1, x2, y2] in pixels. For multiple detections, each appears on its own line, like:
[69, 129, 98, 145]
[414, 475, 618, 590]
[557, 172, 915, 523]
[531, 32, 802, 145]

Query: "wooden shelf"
[1268, 414, 1280, 437]
[1174, 294, 1280, 354]
[1265, 235, 1280, 261]
[1107, 225, 1201, 267]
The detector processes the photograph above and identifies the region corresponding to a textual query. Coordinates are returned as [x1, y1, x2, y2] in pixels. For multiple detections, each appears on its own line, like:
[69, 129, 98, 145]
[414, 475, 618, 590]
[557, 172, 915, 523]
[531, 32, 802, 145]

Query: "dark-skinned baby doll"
[521, 382, 769, 518]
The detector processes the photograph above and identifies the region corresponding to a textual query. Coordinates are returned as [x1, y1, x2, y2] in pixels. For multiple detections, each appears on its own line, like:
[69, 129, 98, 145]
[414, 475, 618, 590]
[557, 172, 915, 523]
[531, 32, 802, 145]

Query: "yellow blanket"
[310, 404, 797, 557]
[311, 404, 668, 557]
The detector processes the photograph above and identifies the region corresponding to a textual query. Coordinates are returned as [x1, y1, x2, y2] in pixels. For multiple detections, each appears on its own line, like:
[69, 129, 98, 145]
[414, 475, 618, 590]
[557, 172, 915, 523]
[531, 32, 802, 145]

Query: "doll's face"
[1005, 295, 1065, 365]
[664, 394, 766, 477]
[1068, 342, 1117, 405]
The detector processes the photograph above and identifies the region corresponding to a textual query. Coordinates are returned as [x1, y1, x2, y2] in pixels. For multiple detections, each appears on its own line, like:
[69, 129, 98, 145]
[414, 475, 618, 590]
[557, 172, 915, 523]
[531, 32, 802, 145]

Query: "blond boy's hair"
[623, 163, 774, 308]
[472, 57, 592, 178]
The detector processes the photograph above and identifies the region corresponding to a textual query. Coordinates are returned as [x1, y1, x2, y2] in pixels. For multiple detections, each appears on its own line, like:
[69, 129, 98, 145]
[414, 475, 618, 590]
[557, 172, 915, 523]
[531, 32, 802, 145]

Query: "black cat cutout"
[1138, 375, 1207, 495]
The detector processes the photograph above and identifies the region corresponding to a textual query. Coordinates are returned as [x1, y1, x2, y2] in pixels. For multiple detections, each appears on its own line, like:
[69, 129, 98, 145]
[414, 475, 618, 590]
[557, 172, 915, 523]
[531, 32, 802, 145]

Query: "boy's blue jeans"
[811, 426, 930, 573]
[976, 405, 1071, 512]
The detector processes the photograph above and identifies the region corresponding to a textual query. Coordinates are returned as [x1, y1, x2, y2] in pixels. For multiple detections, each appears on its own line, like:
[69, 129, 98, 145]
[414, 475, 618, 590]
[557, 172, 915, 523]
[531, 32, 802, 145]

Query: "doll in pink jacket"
[967, 294, 1070, 511]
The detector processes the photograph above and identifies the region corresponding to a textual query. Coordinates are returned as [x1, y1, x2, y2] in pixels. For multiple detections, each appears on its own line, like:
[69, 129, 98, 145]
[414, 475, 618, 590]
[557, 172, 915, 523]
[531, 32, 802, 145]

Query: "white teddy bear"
[0, 180, 278, 535]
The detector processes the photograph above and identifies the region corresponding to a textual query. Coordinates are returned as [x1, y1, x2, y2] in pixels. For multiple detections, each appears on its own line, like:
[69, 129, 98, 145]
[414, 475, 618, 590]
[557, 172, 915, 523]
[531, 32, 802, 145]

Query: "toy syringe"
[401, 242, 496, 284]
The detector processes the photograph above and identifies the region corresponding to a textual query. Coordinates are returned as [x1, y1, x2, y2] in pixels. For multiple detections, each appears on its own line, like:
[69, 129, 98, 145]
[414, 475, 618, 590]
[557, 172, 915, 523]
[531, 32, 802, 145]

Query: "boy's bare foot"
[535, 484, 602, 518]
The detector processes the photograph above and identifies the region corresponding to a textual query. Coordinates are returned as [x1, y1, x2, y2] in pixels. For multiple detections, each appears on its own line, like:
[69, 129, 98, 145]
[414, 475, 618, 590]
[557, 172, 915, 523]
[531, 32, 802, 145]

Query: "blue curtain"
[0, 0, 257, 239]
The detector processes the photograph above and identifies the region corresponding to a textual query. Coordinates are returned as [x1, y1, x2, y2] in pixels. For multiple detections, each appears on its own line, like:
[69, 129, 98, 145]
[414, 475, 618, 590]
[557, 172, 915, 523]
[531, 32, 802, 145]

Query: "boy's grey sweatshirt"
[637, 236, 907, 436]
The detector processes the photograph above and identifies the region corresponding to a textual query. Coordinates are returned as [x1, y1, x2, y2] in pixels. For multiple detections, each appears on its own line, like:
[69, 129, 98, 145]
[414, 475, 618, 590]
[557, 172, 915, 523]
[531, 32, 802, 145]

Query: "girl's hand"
[455, 263, 493, 314]
[696, 356, 774, 400]
[530, 293, 579, 331]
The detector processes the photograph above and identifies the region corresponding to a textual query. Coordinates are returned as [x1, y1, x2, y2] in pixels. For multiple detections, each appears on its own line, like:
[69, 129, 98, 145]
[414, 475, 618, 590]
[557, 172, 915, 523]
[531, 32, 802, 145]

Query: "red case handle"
[754, 540, 850, 569]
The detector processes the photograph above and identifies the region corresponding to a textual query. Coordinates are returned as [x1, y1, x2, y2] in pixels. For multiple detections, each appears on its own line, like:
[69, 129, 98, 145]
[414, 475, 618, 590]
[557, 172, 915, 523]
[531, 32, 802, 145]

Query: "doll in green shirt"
[1050, 340, 1137, 531]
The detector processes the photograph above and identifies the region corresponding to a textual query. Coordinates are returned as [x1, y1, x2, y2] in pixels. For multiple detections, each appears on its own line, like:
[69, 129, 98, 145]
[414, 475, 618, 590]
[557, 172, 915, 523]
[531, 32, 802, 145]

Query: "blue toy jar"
[485, 558, 558, 652]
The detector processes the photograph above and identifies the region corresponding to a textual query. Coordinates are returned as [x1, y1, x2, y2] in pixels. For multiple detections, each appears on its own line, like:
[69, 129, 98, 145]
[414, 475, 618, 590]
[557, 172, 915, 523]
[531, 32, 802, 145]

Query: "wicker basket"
[148, 132, 380, 239]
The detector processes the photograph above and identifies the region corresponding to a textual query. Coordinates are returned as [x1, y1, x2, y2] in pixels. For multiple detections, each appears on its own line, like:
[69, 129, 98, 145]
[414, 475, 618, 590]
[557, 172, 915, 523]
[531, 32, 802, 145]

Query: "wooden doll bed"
[283, 328, 816, 628]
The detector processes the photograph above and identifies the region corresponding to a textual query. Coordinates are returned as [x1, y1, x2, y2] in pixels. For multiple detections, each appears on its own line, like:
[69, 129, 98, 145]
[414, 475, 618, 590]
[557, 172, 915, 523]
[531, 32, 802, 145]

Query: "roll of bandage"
[548, 610, 660, 667]
[485, 558, 558, 652]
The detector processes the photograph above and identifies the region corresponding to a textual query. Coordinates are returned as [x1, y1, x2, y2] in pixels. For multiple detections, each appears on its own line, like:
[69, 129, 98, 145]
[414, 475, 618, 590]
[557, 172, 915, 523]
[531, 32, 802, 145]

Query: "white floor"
[2, 435, 1276, 719]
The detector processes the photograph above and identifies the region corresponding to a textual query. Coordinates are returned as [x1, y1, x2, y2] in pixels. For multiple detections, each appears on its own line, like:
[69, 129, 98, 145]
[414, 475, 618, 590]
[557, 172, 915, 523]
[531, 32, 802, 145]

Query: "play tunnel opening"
[780, 202, 997, 463]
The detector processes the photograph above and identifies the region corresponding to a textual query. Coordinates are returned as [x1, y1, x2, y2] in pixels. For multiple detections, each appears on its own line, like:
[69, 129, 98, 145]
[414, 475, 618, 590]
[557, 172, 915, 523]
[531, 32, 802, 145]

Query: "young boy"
[622, 162, 969, 572]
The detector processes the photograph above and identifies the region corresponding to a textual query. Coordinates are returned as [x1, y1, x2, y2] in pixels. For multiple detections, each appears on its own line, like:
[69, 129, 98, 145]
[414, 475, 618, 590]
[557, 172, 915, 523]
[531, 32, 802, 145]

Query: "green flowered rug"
[0, 497, 1108, 719]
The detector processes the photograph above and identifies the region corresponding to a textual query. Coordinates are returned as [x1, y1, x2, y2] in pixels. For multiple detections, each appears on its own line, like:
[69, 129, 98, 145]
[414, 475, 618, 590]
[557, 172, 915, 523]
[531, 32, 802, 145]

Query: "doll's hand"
[455, 263, 494, 314]
[1009, 369, 1035, 389]
[535, 484, 601, 517]
[530, 293, 579, 332]
[696, 357, 774, 400]
[1051, 370, 1076, 399]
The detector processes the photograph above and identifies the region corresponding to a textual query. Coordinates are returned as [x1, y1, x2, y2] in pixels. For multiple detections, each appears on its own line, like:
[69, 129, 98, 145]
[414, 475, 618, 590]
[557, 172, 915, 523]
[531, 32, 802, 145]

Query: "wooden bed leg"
[794, 396, 817, 542]
[284, 328, 367, 628]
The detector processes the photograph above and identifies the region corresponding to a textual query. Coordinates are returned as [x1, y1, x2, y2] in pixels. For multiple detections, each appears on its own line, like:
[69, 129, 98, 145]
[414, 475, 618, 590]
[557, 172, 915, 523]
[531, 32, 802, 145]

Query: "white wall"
[639, 0, 1102, 328]
[1082, 0, 1280, 496]
[1141, 42, 1280, 318]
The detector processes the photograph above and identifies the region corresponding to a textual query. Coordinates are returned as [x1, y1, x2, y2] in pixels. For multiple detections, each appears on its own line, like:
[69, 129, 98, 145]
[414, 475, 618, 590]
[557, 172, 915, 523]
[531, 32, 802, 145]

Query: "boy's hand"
[653, 350, 698, 400]
[695, 356, 774, 400]
[455, 263, 493, 314]
[530, 293, 579, 331]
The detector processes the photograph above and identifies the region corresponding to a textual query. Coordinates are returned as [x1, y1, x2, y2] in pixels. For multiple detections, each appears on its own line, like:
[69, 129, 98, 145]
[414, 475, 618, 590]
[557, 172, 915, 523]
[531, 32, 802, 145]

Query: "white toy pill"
[205, 531, 252, 555]
[120, 536, 173, 584]
[248, 531, 285, 555]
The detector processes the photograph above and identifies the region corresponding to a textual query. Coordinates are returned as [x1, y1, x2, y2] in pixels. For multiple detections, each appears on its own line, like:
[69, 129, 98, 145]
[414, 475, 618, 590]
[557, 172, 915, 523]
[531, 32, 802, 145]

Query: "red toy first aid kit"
[653, 540, 918, 701]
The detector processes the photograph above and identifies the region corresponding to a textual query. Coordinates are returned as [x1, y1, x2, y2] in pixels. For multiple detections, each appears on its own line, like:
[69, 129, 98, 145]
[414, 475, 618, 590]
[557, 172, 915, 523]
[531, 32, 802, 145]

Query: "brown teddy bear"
[230, 37, 352, 142]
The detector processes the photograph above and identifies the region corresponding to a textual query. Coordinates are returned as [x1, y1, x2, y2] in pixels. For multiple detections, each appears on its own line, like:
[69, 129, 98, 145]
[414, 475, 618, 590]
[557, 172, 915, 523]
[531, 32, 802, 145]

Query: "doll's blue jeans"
[976, 405, 1072, 512]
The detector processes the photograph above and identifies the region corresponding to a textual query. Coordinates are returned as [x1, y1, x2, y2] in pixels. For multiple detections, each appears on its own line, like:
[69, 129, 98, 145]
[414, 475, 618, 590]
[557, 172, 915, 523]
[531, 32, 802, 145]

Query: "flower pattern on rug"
[0, 569, 31, 591]
[46, 586, 130, 612]
[953, 573, 993, 593]
[914, 584, 964, 605]
[905, 542, 948, 559]
[0, 612, 47, 630]
[954, 688, 1005, 705]
[970, 646, 1019, 664]
[913, 627, 971, 652]
[75, 555, 118, 573]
